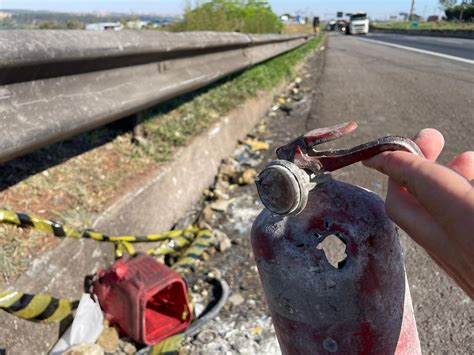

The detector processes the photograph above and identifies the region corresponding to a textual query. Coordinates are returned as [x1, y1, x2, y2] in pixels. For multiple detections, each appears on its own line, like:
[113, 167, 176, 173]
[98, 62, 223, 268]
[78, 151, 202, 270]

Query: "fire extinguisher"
[251, 122, 422, 354]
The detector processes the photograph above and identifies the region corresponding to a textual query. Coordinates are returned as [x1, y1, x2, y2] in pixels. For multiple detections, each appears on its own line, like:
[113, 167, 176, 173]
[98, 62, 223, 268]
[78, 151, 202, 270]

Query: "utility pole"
[409, 0, 416, 21]
[460, 0, 468, 21]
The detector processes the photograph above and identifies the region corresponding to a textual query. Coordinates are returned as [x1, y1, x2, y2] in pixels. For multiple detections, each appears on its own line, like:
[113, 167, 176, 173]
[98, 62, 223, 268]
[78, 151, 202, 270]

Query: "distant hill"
[0, 9, 179, 29]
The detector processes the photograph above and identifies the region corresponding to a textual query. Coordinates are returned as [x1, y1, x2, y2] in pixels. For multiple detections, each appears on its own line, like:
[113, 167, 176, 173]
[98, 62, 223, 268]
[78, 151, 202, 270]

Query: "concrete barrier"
[370, 27, 474, 39]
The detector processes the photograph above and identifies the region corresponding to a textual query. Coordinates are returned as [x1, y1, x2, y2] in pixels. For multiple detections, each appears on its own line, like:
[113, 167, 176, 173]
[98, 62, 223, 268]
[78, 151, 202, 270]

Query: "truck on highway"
[347, 12, 369, 35]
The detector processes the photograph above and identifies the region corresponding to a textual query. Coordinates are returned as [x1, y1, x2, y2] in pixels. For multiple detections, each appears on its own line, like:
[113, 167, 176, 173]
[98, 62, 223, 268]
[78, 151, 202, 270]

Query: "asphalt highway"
[307, 34, 473, 353]
[361, 32, 474, 61]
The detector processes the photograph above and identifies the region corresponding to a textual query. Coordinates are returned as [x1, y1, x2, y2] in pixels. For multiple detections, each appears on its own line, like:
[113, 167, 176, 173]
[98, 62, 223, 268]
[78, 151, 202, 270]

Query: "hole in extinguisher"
[316, 234, 347, 269]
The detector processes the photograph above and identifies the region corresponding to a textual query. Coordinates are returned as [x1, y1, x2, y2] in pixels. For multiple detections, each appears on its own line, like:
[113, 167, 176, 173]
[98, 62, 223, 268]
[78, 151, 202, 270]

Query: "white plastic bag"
[50, 293, 104, 354]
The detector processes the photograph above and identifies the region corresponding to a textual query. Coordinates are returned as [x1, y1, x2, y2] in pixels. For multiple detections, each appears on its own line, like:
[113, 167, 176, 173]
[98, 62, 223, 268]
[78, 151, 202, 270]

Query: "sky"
[0, 0, 445, 19]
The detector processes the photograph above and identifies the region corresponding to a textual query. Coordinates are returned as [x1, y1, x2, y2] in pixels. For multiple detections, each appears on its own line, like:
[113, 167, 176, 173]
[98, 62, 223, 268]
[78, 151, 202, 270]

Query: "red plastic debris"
[93, 253, 192, 345]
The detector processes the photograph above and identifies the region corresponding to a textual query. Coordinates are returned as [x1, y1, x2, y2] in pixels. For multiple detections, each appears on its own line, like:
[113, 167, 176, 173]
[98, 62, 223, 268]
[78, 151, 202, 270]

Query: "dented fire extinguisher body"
[252, 179, 420, 354]
[251, 122, 421, 354]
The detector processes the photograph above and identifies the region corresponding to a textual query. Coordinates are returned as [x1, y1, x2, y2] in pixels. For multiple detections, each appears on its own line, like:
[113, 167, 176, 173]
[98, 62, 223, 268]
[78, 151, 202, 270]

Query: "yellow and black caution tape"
[0, 209, 215, 324]
[0, 210, 204, 244]
[172, 230, 214, 272]
[0, 290, 77, 324]
[151, 333, 184, 355]
[147, 227, 197, 258]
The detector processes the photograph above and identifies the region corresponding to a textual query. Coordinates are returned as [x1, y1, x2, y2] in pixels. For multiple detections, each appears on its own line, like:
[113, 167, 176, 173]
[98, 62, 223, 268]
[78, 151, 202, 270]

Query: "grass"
[0, 218, 59, 283]
[371, 21, 474, 30]
[0, 35, 325, 283]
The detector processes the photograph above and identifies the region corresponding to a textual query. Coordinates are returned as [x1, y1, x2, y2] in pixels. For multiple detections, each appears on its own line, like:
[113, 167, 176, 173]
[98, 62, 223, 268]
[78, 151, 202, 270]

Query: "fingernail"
[414, 128, 444, 142]
[414, 128, 432, 141]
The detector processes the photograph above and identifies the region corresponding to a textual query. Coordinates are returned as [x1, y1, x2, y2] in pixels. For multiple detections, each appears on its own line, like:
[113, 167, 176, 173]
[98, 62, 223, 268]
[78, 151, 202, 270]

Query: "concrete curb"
[370, 27, 474, 39]
[92, 89, 280, 235]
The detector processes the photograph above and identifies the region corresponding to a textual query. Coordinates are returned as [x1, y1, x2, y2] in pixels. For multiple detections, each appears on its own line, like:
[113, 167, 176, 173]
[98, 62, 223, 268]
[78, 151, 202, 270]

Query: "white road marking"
[357, 37, 474, 65]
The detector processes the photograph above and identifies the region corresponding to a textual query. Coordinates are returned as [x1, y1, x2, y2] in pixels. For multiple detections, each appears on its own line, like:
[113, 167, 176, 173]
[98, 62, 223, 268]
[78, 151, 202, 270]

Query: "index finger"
[364, 150, 474, 235]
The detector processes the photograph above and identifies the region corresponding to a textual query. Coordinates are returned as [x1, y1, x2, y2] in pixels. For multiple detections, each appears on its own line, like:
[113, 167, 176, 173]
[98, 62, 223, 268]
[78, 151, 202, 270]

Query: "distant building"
[296, 15, 307, 25]
[153, 17, 177, 25]
[0, 11, 12, 20]
[85, 22, 123, 31]
[126, 20, 149, 29]
[399, 12, 409, 21]
[280, 14, 306, 24]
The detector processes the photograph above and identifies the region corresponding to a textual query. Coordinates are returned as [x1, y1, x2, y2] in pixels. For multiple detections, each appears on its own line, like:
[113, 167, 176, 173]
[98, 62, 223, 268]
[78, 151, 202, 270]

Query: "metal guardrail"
[0, 30, 311, 164]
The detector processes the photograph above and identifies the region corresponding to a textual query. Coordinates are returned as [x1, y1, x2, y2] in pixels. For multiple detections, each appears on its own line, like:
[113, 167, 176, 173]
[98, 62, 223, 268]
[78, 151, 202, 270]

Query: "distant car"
[336, 20, 347, 33]
[327, 20, 337, 31]
[427, 15, 439, 22]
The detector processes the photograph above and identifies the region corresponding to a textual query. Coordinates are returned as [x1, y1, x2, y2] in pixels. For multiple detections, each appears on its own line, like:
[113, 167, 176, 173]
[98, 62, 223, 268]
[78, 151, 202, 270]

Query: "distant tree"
[66, 19, 85, 29]
[0, 16, 16, 29]
[439, 0, 457, 10]
[174, 0, 282, 34]
[445, 3, 474, 20]
[4, 10, 134, 29]
[38, 21, 63, 29]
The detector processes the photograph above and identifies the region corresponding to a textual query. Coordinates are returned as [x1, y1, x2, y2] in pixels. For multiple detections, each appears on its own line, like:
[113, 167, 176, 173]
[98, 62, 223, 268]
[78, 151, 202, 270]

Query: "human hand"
[363, 128, 474, 298]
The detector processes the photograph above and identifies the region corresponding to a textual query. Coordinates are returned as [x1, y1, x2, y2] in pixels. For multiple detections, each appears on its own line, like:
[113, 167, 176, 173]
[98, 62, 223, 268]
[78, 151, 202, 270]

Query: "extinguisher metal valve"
[257, 121, 423, 215]
[255, 160, 318, 216]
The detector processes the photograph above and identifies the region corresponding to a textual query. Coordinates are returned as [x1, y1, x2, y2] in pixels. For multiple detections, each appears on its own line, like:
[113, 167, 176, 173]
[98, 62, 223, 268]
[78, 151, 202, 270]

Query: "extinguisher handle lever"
[276, 121, 423, 174]
[257, 122, 424, 215]
[276, 121, 358, 161]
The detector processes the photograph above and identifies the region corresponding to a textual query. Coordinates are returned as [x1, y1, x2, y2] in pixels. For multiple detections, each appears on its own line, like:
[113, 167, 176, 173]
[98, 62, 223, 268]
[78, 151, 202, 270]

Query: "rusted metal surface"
[252, 123, 422, 353]
[0, 31, 310, 163]
[251, 179, 421, 354]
